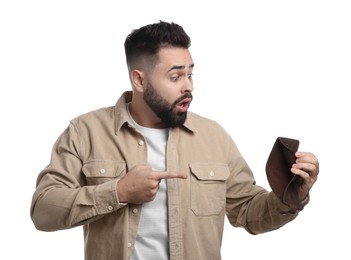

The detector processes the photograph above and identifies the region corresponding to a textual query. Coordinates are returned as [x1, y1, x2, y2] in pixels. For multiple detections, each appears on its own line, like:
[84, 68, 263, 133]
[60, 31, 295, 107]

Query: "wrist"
[116, 179, 127, 203]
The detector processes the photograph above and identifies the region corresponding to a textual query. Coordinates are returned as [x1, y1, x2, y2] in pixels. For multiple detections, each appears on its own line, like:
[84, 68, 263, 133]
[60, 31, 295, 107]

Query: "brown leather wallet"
[266, 137, 304, 212]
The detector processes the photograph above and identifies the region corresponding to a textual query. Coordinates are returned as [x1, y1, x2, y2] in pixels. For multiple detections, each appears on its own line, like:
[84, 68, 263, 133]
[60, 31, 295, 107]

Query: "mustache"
[174, 92, 193, 104]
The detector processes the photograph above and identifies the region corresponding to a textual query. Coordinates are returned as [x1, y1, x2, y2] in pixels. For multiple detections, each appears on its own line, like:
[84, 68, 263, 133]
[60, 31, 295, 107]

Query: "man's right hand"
[117, 164, 188, 204]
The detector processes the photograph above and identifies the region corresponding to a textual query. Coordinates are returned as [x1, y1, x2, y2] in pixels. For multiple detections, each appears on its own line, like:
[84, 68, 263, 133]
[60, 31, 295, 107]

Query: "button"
[99, 168, 106, 174]
[127, 242, 132, 248]
[138, 140, 144, 146]
[209, 171, 215, 177]
[132, 208, 138, 214]
[172, 209, 178, 217]
[107, 205, 113, 211]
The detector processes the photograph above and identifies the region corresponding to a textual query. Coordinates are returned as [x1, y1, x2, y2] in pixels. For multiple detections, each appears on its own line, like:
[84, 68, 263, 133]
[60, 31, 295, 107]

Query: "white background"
[1, 1, 350, 259]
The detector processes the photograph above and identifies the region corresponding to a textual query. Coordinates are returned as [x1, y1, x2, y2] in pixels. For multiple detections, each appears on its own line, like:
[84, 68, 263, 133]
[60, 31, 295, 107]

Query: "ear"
[131, 69, 146, 93]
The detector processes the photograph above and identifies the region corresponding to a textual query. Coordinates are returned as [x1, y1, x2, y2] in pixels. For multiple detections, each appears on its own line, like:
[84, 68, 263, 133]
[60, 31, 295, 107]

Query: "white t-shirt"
[127, 104, 169, 260]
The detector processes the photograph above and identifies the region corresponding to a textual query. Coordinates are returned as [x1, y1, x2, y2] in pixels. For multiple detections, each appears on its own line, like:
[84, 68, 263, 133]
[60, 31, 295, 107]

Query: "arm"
[225, 137, 314, 234]
[30, 123, 126, 231]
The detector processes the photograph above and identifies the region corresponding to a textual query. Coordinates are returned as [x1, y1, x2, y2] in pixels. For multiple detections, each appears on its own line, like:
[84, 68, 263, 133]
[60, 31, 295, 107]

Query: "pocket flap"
[189, 163, 229, 181]
[82, 160, 126, 178]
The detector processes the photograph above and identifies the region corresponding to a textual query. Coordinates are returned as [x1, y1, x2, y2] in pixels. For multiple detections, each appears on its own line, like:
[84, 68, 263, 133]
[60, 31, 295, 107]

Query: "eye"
[170, 75, 180, 81]
[187, 73, 193, 79]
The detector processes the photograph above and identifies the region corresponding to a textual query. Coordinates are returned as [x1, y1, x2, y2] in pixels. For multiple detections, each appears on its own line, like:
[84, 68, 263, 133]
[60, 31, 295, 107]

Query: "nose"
[182, 77, 194, 93]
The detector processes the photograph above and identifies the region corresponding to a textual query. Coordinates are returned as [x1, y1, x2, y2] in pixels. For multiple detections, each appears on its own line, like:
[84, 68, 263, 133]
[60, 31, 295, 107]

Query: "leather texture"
[266, 137, 304, 212]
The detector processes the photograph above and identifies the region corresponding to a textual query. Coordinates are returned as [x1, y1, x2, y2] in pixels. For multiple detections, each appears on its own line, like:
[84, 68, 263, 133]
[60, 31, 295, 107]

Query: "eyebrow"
[167, 63, 194, 73]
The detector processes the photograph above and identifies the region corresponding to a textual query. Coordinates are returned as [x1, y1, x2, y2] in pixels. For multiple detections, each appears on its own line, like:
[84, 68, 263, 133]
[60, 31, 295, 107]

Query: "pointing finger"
[154, 171, 188, 180]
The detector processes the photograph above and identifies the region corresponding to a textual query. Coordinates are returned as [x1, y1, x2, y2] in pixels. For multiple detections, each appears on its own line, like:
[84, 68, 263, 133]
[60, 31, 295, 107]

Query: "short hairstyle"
[124, 21, 191, 71]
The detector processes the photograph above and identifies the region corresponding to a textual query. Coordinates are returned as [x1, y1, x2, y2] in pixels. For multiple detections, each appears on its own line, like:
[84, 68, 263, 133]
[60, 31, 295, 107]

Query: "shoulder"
[70, 106, 116, 127]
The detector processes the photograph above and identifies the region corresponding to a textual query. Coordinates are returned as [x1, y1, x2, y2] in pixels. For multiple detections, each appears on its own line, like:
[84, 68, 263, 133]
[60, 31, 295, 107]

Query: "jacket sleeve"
[225, 135, 300, 235]
[30, 122, 126, 231]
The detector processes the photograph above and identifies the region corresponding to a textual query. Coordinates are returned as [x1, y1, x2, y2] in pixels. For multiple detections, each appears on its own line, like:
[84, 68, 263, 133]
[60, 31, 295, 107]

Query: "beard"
[143, 82, 192, 128]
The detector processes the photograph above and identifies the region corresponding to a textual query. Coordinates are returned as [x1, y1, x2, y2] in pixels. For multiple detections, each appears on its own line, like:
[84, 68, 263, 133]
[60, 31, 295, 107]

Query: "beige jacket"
[30, 91, 300, 260]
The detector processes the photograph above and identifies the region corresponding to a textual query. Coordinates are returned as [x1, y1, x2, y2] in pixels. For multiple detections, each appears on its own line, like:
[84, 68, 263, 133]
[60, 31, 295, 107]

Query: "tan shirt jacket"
[30, 91, 300, 260]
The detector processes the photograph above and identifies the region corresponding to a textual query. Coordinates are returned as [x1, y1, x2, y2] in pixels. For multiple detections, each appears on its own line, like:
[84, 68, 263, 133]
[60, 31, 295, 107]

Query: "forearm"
[245, 192, 299, 234]
[30, 177, 125, 231]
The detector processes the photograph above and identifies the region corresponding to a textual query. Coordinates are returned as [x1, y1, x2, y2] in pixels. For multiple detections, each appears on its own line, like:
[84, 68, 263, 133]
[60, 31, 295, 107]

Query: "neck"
[129, 99, 167, 129]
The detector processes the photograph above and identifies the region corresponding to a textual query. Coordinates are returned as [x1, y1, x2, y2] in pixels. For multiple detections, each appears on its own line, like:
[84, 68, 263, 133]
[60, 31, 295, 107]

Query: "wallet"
[266, 137, 304, 211]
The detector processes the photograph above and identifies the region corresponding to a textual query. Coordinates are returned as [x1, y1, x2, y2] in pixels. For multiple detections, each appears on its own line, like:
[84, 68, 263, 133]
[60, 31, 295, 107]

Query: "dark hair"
[124, 21, 191, 70]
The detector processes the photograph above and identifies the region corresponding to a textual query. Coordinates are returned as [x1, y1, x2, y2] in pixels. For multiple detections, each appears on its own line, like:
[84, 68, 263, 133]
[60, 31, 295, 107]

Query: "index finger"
[295, 152, 319, 165]
[155, 171, 188, 180]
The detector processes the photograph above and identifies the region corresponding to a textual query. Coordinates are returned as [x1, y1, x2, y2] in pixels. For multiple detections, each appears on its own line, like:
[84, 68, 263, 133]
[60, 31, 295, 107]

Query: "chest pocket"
[189, 163, 230, 216]
[82, 160, 126, 185]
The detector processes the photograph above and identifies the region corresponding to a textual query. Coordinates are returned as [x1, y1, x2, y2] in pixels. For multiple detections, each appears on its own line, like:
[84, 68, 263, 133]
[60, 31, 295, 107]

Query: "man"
[30, 21, 319, 260]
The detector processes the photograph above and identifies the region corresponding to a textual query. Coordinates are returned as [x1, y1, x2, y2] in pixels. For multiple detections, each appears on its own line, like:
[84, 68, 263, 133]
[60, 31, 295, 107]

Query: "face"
[143, 47, 194, 128]
[143, 81, 192, 127]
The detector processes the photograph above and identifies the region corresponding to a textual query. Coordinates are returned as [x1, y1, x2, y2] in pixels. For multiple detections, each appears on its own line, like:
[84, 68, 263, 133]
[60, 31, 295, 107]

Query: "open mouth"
[177, 98, 192, 112]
